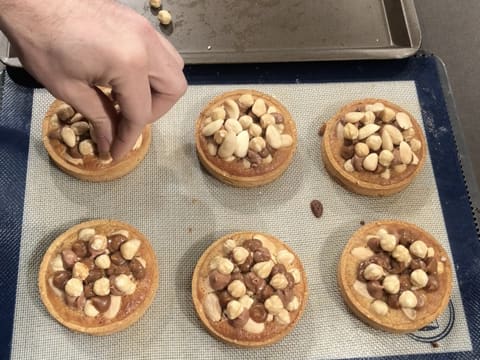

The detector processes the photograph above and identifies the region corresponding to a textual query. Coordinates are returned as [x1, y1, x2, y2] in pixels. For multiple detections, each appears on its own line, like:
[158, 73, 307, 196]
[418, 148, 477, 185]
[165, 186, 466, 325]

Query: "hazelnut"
[72, 262, 89, 281]
[238, 94, 254, 108]
[248, 123, 262, 138]
[93, 278, 110, 296]
[286, 296, 300, 311]
[249, 137, 266, 152]
[209, 270, 231, 291]
[216, 257, 234, 275]
[264, 295, 284, 315]
[95, 254, 111, 269]
[371, 300, 389, 316]
[343, 123, 359, 140]
[355, 142, 370, 157]
[366, 134, 382, 151]
[120, 239, 141, 260]
[252, 98, 267, 117]
[65, 278, 83, 297]
[238, 115, 253, 130]
[379, 232, 397, 252]
[399, 290, 417, 308]
[288, 268, 301, 284]
[270, 273, 288, 290]
[275, 309, 291, 325]
[238, 295, 254, 310]
[382, 275, 400, 294]
[89, 234, 107, 252]
[410, 269, 429, 288]
[226, 300, 243, 320]
[410, 240, 428, 258]
[252, 260, 275, 279]
[227, 280, 247, 298]
[276, 250, 294, 266]
[232, 246, 250, 264]
[149, 0, 161, 9]
[260, 113, 276, 129]
[114, 274, 136, 295]
[363, 263, 384, 281]
[84, 300, 100, 317]
[392, 245, 412, 264]
[157, 10, 172, 25]
[50, 254, 65, 272]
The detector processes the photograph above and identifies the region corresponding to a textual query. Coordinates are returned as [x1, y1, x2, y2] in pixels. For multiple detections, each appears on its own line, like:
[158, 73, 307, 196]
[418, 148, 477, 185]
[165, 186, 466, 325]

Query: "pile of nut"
[336, 102, 422, 180]
[49, 227, 146, 319]
[203, 235, 302, 334]
[201, 94, 294, 169]
[47, 102, 142, 167]
[351, 228, 446, 320]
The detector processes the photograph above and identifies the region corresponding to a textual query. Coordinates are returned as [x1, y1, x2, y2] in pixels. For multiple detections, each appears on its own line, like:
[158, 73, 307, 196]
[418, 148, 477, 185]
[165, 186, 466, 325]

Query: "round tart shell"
[338, 220, 452, 333]
[192, 231, 308, 347]
[38, 219, 159, 335]
[42, 100, 152, 182]
[321, 99, 427, 196]
[195, 90, 298, 187]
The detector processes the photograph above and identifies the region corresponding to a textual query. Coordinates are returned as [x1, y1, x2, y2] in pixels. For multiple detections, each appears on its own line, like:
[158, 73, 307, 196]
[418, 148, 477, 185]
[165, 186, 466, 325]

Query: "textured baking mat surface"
[11, 83, 471, 359]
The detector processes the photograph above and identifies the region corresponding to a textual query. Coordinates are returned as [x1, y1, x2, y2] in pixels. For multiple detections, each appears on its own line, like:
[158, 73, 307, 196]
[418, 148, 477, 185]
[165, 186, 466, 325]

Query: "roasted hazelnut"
[253, 247, 271, 263]
[108, 234, 128, 252]
[249, 303, 268, 323]
[52, 271, 71, 290]
[367, 280, 384, 299]
[243, 239, 262, 251]
[110, 251, 126, 266]
[244, 272, 266, 293]
[209, 270, 231, 291]
[71, 240, 89, 258]
[91, 296, 111, 313]
[130, 258, 146, 280]
[230, 309, 249, 328]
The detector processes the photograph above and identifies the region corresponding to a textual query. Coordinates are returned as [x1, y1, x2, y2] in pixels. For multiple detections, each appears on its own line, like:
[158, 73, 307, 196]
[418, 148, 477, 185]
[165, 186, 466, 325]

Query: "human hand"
[0, 0, 187, 160]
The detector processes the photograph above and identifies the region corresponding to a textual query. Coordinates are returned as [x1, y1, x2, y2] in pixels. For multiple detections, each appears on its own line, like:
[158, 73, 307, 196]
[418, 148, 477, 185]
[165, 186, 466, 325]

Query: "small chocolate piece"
[91, 296, 111, 313]
[410, 258, 426, 271]
[371, 253, 391, 271]
[217, 290, 234, 309]
[230, 271, 243, 282]
[425, 275, 439, 292]
[258, 285, 275, 302]
[247, 150, 262, 166]
[310, 199, 323, 218]
[110, 251, 126, 266]
[259, 148, 270, 158]
[81, 258, 95, 270]
[84, 283, 95, 298]
[270, 264, 287, 277]
[253, 247, 271, 263]
[108, 234, 128, 252]
[85, 268, 104, 283]
[249, 303, 268, 323]
[67, 145, 83, 159]
[367, 280, 384, 299]
[341, 145, 355, 160]
[425, 257, 438, 274]
[244, 272, 266, 293]
[61, 249, 78, 270]
[72, 240, 89, 258]
[399, 274, 411, 292]
[52, 271, 71, 290]
[276, 288, 294, 306]
[271, 112, 284, 124]
[392, 149, 402, 165]
[230, 309, 250, 328]
[398, 229, 415, 247]
[237, 253, 254, 273]
[352, 155, 364, 172]
[386, 294, 401, 309]
[367, 237, 382, 253]
[209, 270, 231, 291]
[285, 272, 295, 289]
[318, 123, 326, 137]
[130, 258, 146, 280]
[76, 294, 86, 310]
[431, 342, 440, 348]
[390, 259, 407, 274]
[243, 239, 262, 252]
[48, 128, 62, 140]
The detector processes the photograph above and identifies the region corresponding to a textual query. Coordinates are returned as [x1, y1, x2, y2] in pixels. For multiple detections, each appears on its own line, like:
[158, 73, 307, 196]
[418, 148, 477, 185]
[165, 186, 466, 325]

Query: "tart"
[338, 220, 452, 333]
[38, 219, 159, 335]
[42, 88, 151, 181]
[195, 90, 297, 187]
[192, 232, 308, 347]
[321, 99, 426, 196]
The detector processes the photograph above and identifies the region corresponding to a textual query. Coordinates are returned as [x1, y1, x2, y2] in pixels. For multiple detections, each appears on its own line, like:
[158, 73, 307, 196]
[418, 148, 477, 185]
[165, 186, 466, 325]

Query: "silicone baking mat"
[1, 56, 479, 359]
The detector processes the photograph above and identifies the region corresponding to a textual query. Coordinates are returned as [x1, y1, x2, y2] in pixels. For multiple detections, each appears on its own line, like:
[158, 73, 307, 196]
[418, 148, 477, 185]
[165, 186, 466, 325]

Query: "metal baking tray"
[1, 0, 420, 67]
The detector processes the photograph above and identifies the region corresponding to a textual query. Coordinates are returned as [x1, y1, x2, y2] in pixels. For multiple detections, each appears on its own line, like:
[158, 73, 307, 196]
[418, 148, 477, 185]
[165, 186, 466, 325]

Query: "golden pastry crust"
[192, 232, 308, 347]
[321, 99, 427, 196]
[38, 219, 159, 335]
[195, 90, 297, 187]
[42, 99, 151, 182]
[338, 220, 452, 333]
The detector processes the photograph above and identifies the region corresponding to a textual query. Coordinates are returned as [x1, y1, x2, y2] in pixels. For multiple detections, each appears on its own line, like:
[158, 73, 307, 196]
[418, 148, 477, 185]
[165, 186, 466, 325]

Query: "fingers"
[62, 84, 117, 155]
[110, 73, 152, 160]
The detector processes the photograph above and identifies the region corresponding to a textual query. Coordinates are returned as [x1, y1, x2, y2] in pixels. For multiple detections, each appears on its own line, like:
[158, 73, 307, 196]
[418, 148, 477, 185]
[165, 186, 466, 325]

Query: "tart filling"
[338, 221, 452, 333]
[39, 220, 158, 334]
[193, 232, 308, 347]
[195, 90, 297, 185]
[321, 99, 426, 195]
